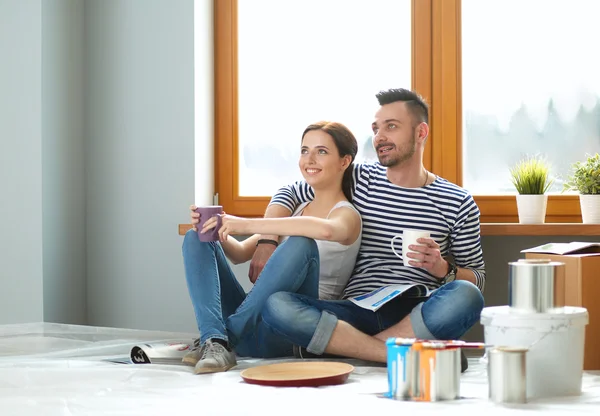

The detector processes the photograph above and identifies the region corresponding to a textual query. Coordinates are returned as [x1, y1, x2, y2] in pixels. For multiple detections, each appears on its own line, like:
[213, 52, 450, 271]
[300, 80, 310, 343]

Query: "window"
[214, 0, 589, 222]
[460, 0, 599, 221]
[215, 0, 432, 216]
[237, 0, 411, 197]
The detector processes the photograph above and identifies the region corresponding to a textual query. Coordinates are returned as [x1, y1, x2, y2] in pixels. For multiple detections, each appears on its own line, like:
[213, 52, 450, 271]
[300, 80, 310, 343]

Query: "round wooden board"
[240, 361, 354, 387]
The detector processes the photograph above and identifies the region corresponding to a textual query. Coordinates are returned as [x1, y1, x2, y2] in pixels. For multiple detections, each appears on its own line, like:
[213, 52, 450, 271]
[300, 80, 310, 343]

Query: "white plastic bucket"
[480, 306, 588, 400]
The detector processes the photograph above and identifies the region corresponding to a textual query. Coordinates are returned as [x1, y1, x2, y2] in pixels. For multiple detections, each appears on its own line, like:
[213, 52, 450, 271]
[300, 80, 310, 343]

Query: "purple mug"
[195, 205, 223, 242]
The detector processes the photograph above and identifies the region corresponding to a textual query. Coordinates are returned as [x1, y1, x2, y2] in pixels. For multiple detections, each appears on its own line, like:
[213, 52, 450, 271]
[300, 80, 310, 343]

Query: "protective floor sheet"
[0, 323, 598, 415]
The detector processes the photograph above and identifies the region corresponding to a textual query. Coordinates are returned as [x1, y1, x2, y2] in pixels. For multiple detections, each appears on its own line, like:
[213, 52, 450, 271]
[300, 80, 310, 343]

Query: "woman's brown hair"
[301, 121, 358, 202]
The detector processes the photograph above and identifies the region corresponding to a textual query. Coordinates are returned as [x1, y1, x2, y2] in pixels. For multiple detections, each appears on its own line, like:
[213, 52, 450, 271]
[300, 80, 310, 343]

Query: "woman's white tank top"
[290, 201, 362, 300]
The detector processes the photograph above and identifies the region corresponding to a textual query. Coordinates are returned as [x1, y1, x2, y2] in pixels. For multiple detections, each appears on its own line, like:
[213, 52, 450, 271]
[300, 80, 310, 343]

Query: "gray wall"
[42, 0, 87, 325]
[0, 0, 204, 330]
[0, 0, 44, 324]
[0, 0, 86, 325]
[85, 0, 196, 331]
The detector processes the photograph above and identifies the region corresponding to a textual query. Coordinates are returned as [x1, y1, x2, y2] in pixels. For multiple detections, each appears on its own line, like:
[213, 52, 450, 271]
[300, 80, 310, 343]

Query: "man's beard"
[377, 135, 416, 167]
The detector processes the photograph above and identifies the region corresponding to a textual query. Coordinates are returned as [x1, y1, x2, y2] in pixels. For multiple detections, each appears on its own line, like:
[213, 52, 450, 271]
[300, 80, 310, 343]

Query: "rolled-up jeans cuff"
[306, 311, 338, 355]
[409, 302, 436, 340]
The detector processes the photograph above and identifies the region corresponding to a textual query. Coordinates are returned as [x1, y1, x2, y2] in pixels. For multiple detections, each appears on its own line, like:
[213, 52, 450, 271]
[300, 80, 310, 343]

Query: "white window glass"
[462, 0, 600, 194]
[238, 0, 411, 196]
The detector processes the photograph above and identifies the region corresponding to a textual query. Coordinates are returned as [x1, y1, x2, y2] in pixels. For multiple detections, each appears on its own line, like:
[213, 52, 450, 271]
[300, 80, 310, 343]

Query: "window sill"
[480, 223, 600, 236]
[179, 223, 600, 237]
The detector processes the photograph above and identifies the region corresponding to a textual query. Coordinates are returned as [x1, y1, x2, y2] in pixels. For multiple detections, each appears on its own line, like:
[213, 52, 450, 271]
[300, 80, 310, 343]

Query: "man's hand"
[405, 237, 448, 279]
[248, 243, 277, 283]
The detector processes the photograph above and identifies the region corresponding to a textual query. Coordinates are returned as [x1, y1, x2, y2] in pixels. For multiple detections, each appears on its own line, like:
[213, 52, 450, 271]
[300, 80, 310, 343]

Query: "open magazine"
[129, 339, 197, 365]
[349, 283, 438, 312]
[521, 241, 600, 255]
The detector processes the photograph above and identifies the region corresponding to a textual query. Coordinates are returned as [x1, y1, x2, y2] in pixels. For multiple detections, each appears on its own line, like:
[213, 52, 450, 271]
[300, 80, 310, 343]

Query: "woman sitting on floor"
[182, 121, 362, 374]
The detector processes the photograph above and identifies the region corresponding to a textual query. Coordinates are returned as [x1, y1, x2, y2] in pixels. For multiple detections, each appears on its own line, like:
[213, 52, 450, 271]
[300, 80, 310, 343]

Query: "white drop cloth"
[0, 323, 598, 416]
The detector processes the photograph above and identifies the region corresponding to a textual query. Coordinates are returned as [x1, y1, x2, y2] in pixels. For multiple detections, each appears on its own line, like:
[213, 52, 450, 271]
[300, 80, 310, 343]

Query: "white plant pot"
[579, 194, 600, 224]
[516, 194, 548, 224]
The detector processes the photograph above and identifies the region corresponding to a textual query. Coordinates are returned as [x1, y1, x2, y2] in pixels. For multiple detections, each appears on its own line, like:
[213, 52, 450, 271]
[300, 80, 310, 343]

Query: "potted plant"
[509, 156, 553, 224]
[563, 153, 600, 223]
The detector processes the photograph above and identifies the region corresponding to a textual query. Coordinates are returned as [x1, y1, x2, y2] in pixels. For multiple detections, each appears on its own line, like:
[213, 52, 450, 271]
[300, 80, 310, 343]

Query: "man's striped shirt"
[269, 162, 486, 299]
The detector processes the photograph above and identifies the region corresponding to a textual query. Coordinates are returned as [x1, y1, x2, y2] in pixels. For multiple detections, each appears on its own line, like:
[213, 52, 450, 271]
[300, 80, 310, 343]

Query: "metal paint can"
[509, 259, 565, 313]
[412, 342, 461, 402]
[488, 346, 527, 404]
[386, 337, 417, 399]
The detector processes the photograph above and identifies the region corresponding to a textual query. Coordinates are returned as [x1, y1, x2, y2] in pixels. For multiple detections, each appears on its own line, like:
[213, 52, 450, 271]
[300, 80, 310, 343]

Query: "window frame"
[214, 0, 583, 222]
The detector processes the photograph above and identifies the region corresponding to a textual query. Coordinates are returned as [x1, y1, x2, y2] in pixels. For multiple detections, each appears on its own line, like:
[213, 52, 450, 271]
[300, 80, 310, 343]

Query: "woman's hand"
[190, 205, 200, 231]
[201, 213, 250, 242]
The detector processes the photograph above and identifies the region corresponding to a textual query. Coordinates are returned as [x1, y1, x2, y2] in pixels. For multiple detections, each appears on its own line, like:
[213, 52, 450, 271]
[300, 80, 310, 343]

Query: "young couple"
[182, 88, 486, 375]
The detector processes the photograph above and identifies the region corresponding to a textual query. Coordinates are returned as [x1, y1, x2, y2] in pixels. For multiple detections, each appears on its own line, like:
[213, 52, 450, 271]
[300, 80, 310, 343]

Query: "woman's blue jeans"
[182, 230, 320, 358]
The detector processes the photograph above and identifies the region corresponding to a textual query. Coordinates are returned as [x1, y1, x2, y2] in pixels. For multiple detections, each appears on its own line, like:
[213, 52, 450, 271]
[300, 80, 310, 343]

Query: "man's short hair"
[375, 88, 429, 126]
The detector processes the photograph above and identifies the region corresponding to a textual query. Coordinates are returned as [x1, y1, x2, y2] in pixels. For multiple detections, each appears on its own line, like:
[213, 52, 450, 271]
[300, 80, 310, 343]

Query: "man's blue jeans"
[182, 230, 319, 358]
[262, 274, 484, 354]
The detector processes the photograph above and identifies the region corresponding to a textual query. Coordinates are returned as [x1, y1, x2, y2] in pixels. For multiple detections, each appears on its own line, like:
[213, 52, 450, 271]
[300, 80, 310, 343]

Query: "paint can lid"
[385, 337, 417, 346]
[481, 305, 589, 328]
[489, 346, 529, 354]
[508, 259, 565, 268]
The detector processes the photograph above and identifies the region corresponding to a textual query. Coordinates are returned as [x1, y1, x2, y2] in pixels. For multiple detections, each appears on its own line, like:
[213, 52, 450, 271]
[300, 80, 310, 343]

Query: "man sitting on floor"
[252, 88, 486, 372]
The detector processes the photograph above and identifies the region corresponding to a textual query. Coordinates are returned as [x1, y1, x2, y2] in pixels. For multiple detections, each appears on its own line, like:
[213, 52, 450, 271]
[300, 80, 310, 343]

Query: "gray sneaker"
[194, 340, 237, 374]
[182, 341, 205, 367]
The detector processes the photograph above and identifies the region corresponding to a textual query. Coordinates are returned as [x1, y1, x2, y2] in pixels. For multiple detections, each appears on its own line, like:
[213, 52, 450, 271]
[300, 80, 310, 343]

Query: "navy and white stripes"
[269, 163, 486, 299]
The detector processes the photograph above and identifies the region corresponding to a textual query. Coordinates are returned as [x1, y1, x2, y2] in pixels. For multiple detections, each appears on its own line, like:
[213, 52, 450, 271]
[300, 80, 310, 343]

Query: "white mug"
[391, 230, 431, 268]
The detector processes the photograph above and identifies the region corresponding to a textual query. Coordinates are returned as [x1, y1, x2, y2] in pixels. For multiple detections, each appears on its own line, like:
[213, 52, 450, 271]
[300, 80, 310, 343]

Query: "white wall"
[0, 0, 44, 324]
[42, 0, 87, 324]
[85, 0, 197, 331]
